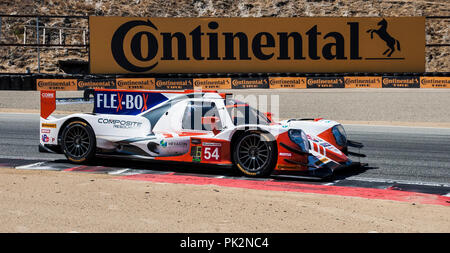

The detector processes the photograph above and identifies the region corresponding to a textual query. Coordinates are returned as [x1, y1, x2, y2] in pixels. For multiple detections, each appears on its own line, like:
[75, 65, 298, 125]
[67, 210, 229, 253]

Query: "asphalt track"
[0, 113, 449, 195]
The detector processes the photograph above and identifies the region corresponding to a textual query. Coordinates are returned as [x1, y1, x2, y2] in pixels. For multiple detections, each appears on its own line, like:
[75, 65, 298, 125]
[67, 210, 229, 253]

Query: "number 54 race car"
[39, 89, 365, 178]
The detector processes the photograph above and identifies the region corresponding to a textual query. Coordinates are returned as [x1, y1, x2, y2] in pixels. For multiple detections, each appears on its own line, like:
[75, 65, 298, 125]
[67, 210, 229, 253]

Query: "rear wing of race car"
[40, 89, 94, 119]
[40, 88, 231, 119]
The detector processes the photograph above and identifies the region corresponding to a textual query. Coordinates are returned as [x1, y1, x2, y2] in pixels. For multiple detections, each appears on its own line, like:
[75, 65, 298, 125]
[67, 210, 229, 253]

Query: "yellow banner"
[344, 76, 382, 88]
[269, 77, 306, 89]
[116, 78, 155, 90]
[420, 77, 450, 88]
[89, 17, 425, 74]
[36, 79, 77, 91]
[193, 78, 231, 89]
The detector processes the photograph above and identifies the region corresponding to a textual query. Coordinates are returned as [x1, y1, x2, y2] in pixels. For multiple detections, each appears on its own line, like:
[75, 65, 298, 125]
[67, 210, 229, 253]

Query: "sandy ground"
[0, 167, 448, 233]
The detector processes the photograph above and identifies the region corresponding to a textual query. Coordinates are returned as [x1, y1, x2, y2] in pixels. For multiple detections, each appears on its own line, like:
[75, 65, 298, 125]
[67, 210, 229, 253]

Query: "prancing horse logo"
[367, 19, 401, 57]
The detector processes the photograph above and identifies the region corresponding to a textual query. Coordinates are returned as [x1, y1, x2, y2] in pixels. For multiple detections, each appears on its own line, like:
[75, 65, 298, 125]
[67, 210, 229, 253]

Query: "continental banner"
[344, 76, 382, 88]
[307, 77, 344, 88]
[231, 77, 269, 89]
[420, 77, 450, 88]
[36, 79, 78, 91]
[269, 77, 306, 89]
[77, 79, 117, 90]
[89, 16, 425, 74]
[116, 78, 155, 90]
[382, 76, 420, 88]
[155, 78, 193, 90]
[193, 78, 231, 89]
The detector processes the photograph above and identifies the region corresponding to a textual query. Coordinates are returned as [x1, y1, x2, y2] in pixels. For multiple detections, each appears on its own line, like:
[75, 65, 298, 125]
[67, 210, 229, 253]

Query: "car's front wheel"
[233, 132, 276, 177]
[61, 120, 96, 163]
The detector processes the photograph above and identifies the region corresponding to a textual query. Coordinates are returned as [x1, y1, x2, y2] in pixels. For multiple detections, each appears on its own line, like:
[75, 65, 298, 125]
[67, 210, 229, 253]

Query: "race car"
[39, 88, 365, 178]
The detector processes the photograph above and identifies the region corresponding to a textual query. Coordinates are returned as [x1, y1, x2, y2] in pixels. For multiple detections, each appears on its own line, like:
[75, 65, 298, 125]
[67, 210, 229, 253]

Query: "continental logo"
[382, 77, 419, 88]
[89, 17, 425, 74]
[36, 79, 77, 91]
[269, 77, 306, 89]
[344, 76, 382, 88]
[420, 77, 450, 88]
[231, 78, 269, 89]
[155, 78, 193, 90]
[193, 78, 231, 89]
[77, 79, 116, 89]
[307, 77, 344, 88]
[116, 78, 155, 90]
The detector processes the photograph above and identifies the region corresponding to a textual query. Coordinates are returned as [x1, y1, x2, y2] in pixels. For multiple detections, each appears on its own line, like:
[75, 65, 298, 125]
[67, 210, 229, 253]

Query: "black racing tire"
[233, 131, 277, 177]
[60, 120, 96, 164]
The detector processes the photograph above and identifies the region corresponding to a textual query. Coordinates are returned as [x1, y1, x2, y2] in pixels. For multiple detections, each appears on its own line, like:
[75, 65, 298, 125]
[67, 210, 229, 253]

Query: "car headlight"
[288, 129, 310, 152]
[332, 124, 347, 146]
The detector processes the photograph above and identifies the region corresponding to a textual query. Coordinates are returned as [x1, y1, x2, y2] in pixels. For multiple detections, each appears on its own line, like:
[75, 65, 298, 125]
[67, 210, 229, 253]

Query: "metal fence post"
[36, 16, 40, 73]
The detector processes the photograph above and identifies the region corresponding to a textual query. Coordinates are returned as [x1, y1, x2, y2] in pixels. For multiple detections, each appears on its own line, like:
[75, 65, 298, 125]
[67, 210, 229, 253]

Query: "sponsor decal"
[382, 76, 420, 88]
[307, 77, 344, 88]
[202, 146, 221, 161]
[94, 90, 168, 115]
[231, 77, 268, 89]
[279, 152, 292, 157]
[40, 90, 56, 119]
[155, 78, 193, 90]
[160, 139, 168, 147]
[41, 123, 57, 128]
[116, 78, 156, 90]
[41, 134, 49, 143]
[193, 78, 231, 89]
[269, 77, 306, 89]
[77, 79, 116, 90]
[420, 77, 450, 88]
[344, 76, 382, 88]
[36, 79, 78, 91]
[277, 164, 300, 170]
[202, 142, 222, 147]
[191, 146, 202, 162]
[90, 17, 424, 74]
[160, 139, 187, 148]
[98, 118, 143, 129]
[41, 129, 51, 133]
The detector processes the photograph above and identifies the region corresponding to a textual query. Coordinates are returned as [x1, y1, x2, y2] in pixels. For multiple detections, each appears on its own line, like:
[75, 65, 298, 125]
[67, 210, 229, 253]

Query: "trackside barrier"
[34, 76, 450, 90]
[0, 74, 449, 90]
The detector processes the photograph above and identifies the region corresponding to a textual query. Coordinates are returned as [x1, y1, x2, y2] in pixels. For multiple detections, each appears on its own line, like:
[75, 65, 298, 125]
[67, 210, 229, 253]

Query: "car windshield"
[225, 100, 271, 126]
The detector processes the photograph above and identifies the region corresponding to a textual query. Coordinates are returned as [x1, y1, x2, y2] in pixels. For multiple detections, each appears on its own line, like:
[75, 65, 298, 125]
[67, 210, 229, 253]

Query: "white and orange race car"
[39, 89, 365, 178]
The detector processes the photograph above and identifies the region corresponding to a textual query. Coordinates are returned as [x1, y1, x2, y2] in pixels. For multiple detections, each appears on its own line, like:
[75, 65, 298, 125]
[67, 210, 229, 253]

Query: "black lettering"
[322, 32, 347, 60]
[348, 22, 362, 60]
[189, 26, 204, 60]
[252, 32, 275, 60]
[223, 32, 251, 60]
[207, 22, 220, 60]
[277, 32, 305, 60]
[111, 19, 159, 72]
[306, 25, 321, 60]
[161, 32, 189, 60]
[130, 31, 158, 61]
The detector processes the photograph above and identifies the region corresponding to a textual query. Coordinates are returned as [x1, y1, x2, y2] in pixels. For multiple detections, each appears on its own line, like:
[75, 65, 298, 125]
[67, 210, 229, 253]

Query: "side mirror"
[264, 112, 273, 122]
[201, 116, 221, 135]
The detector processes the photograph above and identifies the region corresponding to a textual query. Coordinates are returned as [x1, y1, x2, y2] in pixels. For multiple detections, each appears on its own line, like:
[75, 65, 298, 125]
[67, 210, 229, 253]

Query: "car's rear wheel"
[61, 120, 96, 163]
[233, 132, 276, 177]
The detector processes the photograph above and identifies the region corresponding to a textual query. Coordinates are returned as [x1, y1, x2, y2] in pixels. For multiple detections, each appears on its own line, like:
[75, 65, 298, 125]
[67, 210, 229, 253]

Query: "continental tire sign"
[89, 17, 425, 74]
